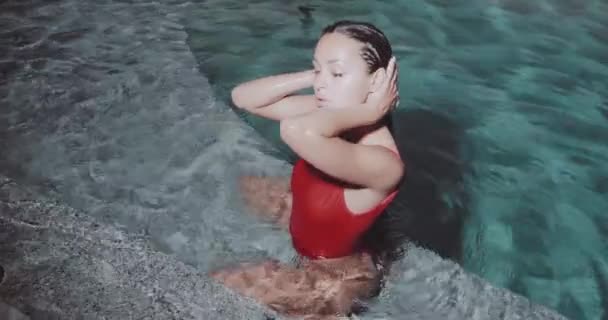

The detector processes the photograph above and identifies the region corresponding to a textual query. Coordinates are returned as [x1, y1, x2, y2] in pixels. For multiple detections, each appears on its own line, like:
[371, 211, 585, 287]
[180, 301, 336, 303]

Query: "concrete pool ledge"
[0, 175, 568, 320]
[0, 175, 279, 320]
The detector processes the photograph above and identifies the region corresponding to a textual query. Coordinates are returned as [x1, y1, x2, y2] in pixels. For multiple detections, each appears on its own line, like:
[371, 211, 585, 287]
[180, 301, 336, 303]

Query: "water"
[1, 0, 607, 319]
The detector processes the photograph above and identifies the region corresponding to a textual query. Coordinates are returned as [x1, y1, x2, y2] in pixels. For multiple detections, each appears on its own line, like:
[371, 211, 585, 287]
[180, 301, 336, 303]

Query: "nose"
[313, 72, 327, 94]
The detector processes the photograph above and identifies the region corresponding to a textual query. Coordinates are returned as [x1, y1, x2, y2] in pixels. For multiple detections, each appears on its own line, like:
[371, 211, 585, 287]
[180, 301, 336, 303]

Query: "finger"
[384, 64, 393, 86]
[382, 57, 396, 90]
[388, 68, 396, 87]
[392, 59, 398, 81]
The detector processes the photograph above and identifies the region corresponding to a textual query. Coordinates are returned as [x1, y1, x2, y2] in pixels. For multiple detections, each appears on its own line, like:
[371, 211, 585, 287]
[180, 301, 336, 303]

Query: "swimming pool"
[184, 1, 608, 319]
[0, 0, 606, 319]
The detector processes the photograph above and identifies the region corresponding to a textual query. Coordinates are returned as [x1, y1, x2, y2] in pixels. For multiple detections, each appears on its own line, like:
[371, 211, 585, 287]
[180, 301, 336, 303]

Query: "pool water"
[184, 0, 608, 319]
[1, 0, 606, 319]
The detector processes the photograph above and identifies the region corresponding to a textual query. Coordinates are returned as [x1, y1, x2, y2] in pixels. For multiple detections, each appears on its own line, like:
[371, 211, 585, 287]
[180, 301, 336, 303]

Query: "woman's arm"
[231, 70, 318, 121]
[280, 107, 403, 192]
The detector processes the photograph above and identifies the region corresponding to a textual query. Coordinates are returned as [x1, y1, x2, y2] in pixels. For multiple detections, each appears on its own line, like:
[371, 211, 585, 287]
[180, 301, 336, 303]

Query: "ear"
[369, 67, 387, 93]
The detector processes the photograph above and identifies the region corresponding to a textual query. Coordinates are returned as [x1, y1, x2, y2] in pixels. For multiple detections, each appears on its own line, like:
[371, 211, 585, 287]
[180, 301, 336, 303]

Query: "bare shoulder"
[358, 133, 403, 168]
[344, 142, 404, 214]
[356, 136, 405, 189]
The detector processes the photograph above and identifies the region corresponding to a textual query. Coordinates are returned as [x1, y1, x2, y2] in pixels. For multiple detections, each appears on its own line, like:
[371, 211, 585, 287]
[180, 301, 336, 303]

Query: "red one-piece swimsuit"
[289, 156, 399, 259]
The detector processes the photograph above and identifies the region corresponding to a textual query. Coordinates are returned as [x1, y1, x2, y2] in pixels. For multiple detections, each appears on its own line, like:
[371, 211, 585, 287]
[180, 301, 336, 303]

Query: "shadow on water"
[385, 109, 471, 263]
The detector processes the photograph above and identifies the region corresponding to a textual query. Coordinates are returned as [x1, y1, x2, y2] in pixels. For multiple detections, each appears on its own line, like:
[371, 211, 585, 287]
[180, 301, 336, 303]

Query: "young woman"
[210, 20, 405, 319]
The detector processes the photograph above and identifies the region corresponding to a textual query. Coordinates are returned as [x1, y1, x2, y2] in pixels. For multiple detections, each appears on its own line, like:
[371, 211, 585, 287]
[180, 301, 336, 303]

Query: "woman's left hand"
[364, 56, 400, 122]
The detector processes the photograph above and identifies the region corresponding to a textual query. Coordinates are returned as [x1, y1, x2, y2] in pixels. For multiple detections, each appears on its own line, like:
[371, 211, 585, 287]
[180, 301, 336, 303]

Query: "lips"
[315, 96, 329, 104]
[315, 97, 329, 107]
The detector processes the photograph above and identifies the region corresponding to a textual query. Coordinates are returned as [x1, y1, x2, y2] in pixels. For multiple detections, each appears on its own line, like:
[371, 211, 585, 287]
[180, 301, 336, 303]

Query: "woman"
[210, 20, 404, 319]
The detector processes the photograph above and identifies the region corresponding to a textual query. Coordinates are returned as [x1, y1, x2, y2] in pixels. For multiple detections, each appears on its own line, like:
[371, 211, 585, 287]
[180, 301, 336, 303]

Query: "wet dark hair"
[321, 20, 393, 74]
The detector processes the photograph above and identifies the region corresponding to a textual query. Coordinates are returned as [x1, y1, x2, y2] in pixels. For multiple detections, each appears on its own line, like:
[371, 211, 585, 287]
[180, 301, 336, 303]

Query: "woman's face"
[312, 32, 377, 109]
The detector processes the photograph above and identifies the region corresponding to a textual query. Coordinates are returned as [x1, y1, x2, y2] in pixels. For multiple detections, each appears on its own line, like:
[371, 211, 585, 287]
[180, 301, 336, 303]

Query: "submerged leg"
[238, 175, 292, 229]
[209, 253, 380, 319]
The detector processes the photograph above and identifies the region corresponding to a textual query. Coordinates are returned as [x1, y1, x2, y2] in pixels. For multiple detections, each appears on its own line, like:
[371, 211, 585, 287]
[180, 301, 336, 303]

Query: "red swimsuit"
[289, 157, 399, 259]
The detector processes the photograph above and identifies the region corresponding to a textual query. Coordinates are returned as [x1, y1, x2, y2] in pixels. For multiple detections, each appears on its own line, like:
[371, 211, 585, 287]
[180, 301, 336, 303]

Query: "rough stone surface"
[0, 176, 280, 320]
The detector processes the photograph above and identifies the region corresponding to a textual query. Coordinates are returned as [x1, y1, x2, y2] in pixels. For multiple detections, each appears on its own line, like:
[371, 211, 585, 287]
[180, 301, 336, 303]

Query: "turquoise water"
[184, 1, 608, 319]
